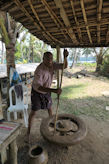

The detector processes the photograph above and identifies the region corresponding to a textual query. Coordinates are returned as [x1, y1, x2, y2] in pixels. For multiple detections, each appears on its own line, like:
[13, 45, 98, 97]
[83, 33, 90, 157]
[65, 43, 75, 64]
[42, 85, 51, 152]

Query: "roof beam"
[54, 0, 78, 44]
[106, 26, 109, 44]
[14, 0, 63, 46]
[41, 0, 77, 43]
[80, 0, 92, 44]
[28, 0, 64, 46]
[26, 19, 109, 33]
[41, 0, 69, 41]
[70, 0, 82, 42]
[97, 0, 103, 44]
[13, 0, 40, 30]
[41, 0, 60, 28]
[0, 2, 13, 10]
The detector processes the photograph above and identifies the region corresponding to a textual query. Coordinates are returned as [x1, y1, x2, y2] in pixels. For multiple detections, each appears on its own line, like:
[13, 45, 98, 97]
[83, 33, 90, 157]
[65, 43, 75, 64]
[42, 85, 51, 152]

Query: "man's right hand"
[56, 88, 62, 95]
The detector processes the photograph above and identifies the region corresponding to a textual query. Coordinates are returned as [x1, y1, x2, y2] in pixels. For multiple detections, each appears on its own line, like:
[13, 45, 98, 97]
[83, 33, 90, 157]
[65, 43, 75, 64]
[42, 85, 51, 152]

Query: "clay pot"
[29, 145, 48, 164]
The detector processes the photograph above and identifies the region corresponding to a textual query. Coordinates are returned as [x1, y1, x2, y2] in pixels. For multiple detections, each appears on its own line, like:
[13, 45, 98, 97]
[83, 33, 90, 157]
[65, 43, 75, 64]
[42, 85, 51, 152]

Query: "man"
[27, 49, 69, 139]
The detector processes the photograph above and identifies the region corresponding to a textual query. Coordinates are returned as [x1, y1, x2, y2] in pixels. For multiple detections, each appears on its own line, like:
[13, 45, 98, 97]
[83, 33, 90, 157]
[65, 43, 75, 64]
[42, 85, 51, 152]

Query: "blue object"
[11, 71, 22, 86]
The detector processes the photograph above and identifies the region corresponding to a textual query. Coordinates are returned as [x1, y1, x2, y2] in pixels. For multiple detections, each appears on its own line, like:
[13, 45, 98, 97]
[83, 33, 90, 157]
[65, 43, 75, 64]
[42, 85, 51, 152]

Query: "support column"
[0, 81, 3, 120]
[56, 45, 61, 88]
[9, 140, 18, 164]
[1, 148, 7, 164]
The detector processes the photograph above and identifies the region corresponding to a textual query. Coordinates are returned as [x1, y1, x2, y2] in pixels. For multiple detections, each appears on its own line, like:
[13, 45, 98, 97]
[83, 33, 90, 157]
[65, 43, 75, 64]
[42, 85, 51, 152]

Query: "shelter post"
[0, 83, 3, 120]
[56, 45, 61, 89]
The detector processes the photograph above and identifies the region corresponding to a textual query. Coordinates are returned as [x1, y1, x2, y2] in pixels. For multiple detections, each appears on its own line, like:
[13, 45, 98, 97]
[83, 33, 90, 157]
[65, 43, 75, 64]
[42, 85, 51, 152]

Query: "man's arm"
[38, 86, 62, 95]
[54, 49, 69, 70]
[63, 49, 69, 69]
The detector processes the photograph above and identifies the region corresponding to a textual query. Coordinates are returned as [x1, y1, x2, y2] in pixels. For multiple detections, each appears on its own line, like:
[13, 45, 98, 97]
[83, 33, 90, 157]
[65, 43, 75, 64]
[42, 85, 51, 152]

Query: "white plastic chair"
[7, 85, 29, 127]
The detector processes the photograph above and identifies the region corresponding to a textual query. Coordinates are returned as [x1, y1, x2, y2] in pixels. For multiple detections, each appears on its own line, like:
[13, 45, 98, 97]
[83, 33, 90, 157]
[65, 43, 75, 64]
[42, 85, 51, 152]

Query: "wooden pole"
[0, 81, 3, 120]
[54, 46, 64, 134]
[9, 139, 18, 164]
[1, 148, 7, 164]
[56, 45, 61, 89]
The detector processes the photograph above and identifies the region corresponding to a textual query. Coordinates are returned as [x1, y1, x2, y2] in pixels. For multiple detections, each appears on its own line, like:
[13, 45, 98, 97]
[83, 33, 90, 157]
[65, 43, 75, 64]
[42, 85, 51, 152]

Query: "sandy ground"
[1, 67, 109, 164]
[17, 111, 109, 164]
[16, 69, 109, 164]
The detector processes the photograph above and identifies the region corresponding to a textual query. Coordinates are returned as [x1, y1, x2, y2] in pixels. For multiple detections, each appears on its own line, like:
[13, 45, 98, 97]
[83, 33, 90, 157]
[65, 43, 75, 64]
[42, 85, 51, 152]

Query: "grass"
[52, 72, 109, 121]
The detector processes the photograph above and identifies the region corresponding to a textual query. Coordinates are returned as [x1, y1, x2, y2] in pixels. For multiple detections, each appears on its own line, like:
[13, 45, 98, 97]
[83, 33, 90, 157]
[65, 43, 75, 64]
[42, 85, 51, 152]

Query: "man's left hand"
[63, 49, 69, 58]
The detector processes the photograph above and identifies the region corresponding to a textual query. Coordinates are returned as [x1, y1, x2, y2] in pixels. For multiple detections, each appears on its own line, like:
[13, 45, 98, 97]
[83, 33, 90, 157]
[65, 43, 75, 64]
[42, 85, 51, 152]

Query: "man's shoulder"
[35, 62, 47, 72]
[36, 63, 43, 70]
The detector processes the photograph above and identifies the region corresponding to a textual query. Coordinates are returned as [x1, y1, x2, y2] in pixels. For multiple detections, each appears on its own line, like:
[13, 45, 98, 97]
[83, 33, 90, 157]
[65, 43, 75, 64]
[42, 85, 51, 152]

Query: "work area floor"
[1, 67, 109, 164]
[17, 110, 109, 164]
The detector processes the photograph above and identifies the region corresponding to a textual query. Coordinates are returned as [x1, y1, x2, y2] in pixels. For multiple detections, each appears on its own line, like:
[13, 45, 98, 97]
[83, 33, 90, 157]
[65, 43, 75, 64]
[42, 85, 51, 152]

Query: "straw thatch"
[0, 0, 109, 48]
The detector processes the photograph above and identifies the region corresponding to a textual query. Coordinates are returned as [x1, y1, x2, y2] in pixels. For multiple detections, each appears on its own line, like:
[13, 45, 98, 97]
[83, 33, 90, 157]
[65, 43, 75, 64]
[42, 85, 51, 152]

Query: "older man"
[27, 49, 69, 138]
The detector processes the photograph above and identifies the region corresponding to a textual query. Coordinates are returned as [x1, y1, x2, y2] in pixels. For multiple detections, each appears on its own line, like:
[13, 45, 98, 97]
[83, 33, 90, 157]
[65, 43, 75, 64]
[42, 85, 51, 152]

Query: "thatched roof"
[0, 0, 109, 48]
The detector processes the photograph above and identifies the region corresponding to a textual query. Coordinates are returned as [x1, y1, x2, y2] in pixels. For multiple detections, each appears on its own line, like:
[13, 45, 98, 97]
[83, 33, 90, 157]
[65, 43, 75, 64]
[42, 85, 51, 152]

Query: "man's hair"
[43, 52, 52, 58]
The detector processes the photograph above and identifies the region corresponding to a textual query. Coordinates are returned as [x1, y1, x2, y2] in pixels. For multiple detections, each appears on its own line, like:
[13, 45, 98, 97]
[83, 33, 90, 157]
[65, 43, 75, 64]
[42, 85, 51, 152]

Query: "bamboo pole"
[54, 47, 65, 134]
[0, 82, 3, 120]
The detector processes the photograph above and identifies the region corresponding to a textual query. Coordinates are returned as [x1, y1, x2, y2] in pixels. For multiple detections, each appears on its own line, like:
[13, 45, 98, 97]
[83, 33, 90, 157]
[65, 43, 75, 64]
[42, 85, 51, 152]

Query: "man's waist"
[32, 85, 47, 94]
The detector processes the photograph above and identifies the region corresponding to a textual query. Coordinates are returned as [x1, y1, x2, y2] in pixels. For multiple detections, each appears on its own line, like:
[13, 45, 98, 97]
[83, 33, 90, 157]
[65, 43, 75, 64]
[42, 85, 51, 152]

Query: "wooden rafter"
[0, 2, 13, 10]
[41, 0, 60, 28]
[14, 0, 63, 46]
[41, 0, 69, 41]
[13, 0, 41, 30]
[70, 0, 82, 42]
[54, 0, 78, 44]
[80, 0, 92, 44]
[41, 0, 76, 43]
[28, 0, 63, 46]
[97, 0, 103, 43]
[1, 0, 109, 48]
[106, 26, 109, 44]
[30, 27, 106, 35]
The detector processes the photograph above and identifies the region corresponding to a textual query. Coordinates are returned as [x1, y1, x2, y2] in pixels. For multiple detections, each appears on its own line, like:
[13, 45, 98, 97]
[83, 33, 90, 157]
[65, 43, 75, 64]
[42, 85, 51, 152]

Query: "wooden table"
[0, 121, 21, 164]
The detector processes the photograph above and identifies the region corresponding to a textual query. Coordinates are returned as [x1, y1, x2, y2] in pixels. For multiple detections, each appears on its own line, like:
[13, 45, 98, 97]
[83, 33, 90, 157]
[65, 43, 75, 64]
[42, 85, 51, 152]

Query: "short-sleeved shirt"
[32, 62, 62, 94]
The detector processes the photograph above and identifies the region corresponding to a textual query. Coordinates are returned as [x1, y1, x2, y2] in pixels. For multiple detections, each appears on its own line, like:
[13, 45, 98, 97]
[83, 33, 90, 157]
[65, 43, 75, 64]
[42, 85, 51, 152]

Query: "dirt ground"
[17, 111, 109, 164]
[16, 68, 109, 164]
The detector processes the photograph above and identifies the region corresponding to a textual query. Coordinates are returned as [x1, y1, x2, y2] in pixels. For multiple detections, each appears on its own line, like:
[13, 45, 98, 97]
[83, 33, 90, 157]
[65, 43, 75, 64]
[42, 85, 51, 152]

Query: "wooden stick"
[54, 51, 66, 134]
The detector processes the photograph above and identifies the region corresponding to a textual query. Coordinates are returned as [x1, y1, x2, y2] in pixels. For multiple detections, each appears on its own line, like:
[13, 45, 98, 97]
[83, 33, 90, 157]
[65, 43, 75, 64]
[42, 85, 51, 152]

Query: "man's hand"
[55, 88, 62, 95]
[63, 49, 69, 58]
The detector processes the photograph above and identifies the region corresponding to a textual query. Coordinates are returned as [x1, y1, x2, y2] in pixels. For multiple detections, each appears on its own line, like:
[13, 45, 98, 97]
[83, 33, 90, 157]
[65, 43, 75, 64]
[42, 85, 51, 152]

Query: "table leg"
[9, 139, 18, 164]
[1, 148, 7, 164]
[0, 83, 3, 120]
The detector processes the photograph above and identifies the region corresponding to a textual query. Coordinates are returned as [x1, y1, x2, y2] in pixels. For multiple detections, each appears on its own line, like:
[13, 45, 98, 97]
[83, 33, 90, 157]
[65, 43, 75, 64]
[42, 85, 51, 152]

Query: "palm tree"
[0, 11, 23, 107]
[0, 11, 22, 77]
[94, 47, 109, 72]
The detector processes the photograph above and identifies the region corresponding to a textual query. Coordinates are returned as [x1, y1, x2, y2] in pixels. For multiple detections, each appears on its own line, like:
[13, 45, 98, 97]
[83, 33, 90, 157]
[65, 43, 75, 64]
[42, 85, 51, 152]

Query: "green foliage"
[15, 41, 21, 60]
[15, 32, 57, 63]
[81, 62, 96, 68]
[17, 59, 27, 64]
[76, 62, 96, 68]
[82, 48, 94, 56]
[100, 54, 109, 77]
[0, 18, 10, 45]
[52, 79, 109, 121]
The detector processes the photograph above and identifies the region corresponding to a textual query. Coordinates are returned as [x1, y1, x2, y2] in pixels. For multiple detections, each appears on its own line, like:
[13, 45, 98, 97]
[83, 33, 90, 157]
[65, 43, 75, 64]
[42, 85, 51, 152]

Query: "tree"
[101, 54, 109, 77]
[82, 48, 93, 62]
[94, 47, 109, 72]
[0, 12, 23, 77]
[68, 48, 81, 68]
[82, 47, 109, 72]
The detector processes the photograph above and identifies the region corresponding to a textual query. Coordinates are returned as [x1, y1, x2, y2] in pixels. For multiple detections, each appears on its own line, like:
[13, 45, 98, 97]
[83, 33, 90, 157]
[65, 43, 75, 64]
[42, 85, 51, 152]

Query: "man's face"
[43, 53, 53, 67]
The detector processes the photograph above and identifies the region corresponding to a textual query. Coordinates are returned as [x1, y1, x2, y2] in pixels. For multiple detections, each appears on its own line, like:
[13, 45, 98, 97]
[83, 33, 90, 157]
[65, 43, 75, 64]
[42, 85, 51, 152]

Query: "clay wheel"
[40, 114, 87, 146]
